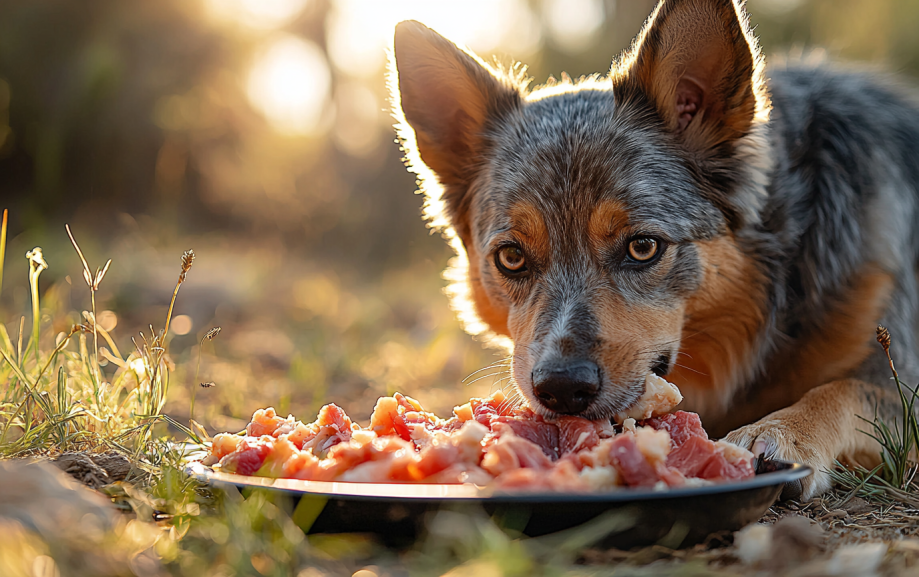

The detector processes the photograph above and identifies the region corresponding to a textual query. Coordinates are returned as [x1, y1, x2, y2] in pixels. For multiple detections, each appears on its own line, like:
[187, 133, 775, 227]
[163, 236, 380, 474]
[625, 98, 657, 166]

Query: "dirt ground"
[581, 495, 919, 576]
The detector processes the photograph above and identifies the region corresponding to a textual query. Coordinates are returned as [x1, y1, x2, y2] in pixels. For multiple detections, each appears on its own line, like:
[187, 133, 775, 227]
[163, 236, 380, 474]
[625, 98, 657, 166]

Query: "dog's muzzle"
[531, 359, 600, 415]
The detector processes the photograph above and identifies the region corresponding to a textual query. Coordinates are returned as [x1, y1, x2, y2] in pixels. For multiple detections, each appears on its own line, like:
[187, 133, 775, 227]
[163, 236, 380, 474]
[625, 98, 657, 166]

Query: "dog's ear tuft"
[391, 21, 521, 243]
[616, 0, 767, 151]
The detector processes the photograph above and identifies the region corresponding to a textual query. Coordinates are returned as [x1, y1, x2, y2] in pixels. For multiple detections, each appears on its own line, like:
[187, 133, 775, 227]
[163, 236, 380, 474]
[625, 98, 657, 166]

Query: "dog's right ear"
[392, 21, 521, 242]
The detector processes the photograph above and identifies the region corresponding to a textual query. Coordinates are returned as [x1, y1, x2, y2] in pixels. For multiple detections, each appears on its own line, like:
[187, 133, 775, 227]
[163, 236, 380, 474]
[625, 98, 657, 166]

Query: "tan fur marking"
[507, 202, 551, 263]
[587, 200, 630, 249]
[785, 269, 892, 387]
[592, 293, 685, 394]
[465, 243, 510, 338]
[666, 236, 767, 418]
[715, 265, 894, 434]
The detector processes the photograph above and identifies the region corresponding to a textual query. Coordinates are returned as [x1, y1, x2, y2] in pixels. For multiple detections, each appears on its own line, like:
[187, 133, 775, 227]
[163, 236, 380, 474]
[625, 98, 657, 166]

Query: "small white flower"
[26, 247, 48, 272]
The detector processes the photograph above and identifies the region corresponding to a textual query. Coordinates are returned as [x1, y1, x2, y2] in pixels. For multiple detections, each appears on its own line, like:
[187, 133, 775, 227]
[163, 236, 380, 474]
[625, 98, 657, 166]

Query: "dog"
[389, 0, 919, 500]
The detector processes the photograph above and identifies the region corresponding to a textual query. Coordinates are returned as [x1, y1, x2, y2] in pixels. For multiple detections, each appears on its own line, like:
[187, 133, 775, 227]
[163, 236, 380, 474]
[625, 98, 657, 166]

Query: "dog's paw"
[724, 416, 834, 501]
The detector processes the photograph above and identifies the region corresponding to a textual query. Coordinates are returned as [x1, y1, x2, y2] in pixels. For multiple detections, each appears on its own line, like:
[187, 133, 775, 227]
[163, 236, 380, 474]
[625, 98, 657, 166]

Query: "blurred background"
[2, 0, 918, 431]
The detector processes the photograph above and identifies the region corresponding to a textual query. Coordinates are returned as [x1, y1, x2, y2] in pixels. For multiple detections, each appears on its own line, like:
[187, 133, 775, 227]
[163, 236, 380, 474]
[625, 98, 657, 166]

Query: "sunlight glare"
[543, 0, 607, 54]
[247, 34, 332, 136]
[326, 0, 542, 78]
[206, 0, 311, 30]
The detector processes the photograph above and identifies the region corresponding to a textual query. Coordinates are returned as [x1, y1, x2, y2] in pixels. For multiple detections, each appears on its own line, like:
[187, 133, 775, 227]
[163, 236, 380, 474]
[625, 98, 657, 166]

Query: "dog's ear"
[618, 0, 764, 150]
[392, 21, 521, 242]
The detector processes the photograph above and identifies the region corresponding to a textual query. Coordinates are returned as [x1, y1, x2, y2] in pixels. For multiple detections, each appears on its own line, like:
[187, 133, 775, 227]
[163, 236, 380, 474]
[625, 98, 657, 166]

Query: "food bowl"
[186, 459, 811, 548]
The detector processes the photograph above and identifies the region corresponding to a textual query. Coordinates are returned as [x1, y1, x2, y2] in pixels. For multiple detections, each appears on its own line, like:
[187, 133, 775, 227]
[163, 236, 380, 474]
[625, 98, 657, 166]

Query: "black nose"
[531, 360, 600, 415]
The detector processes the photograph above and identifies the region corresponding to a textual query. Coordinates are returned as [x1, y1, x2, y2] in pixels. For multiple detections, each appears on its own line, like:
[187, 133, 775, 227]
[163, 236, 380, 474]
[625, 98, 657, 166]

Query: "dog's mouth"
[650, 352, 672, 377]
[521, 351, 675, 421]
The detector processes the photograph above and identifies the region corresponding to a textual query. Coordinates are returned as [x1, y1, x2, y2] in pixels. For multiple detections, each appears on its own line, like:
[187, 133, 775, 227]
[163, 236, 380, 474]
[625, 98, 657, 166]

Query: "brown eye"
[495, 246, 528, 275]
[627, 238, 659, 262]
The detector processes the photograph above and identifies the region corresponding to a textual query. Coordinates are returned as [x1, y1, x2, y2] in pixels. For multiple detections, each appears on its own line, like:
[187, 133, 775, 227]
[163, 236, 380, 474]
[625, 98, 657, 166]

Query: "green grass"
[1, 222, 187, 461]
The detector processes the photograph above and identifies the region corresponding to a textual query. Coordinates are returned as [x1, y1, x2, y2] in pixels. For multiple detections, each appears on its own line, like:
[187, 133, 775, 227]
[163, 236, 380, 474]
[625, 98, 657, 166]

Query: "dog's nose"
[531, 360, 600, 415]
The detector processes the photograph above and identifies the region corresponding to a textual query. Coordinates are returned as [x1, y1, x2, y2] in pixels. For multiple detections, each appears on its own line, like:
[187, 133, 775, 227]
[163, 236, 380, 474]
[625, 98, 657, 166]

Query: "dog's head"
[391, 0, 773, 420]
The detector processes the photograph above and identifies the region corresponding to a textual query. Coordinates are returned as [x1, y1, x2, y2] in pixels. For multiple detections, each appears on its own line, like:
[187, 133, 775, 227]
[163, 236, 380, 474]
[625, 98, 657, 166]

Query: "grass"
[1, 217, 192, 462]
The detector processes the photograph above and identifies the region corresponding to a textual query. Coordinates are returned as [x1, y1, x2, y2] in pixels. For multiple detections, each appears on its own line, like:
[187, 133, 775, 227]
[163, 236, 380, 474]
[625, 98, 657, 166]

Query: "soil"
[52, 451, 132, 489]
[583, 492, 919, 575]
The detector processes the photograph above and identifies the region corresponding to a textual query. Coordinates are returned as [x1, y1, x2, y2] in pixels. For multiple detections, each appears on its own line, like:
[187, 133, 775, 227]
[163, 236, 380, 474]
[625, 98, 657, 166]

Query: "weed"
[829, 326, 919, 507]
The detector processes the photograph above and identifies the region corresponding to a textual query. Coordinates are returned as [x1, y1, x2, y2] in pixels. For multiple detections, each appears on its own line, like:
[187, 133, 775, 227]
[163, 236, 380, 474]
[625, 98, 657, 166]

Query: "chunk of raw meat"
[556, 416, 601, 455]
[219, 437, 274, 476]
[606, 432, 684, 488]
[640, 411, 708, 447]
[492, 415, 560, 460]
[666, 436, 754, 481]
[481, 428, 554, 476]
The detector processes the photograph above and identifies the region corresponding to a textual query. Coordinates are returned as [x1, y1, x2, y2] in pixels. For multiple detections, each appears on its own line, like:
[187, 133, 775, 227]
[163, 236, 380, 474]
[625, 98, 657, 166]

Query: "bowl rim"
[185, 460, 812, 503]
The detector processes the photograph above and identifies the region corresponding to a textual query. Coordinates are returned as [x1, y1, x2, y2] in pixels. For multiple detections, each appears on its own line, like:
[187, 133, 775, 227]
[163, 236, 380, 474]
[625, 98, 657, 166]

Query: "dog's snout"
[531, 360, 600, 415]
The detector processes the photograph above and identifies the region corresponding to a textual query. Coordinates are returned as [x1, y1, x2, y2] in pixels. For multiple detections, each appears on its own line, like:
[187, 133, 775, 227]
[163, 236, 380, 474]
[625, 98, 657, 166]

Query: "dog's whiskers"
[463, 370, 511, 387]
[461, 358, 513, 383]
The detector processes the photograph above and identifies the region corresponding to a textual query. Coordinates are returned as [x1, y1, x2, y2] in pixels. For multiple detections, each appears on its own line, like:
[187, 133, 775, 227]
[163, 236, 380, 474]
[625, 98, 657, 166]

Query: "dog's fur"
[390, 0, 919, 499]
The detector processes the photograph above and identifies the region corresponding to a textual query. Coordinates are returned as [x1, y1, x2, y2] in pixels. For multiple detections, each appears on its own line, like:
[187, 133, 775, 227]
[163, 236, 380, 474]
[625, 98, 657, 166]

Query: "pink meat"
[220, 437, 273, 476]
[606, 433, 685, 488]
[493, 416, 560, 460]
[556, 416, 600, 455]
[482, 429, 554, 476]
[667, 435, 754, 481]
[666, 435, 715, 477]
[607, 434, 660, 487]
[640, 411, 707, 448]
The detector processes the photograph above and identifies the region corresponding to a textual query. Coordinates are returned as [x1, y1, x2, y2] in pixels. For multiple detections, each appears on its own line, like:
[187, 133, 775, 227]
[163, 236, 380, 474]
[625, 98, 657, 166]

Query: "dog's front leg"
[724, 379, 899, 500]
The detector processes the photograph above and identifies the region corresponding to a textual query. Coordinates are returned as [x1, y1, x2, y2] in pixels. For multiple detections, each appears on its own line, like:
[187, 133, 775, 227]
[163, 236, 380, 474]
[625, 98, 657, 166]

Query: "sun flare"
[247, 34, 332, 136]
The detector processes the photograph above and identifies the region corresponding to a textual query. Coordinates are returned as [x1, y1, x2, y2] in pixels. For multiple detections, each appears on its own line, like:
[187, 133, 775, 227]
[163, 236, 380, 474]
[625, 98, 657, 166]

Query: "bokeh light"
[205, 0, 311, 29]
[171, 314, 193, 336]
[543, 0, 607, 54]
[247, 34, 332, 136]
[325, 0, 542, 78]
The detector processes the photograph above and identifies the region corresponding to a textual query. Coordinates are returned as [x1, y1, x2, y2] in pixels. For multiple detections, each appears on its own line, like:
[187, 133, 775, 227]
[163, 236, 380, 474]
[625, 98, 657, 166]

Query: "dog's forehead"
[482, 89, 723, 239]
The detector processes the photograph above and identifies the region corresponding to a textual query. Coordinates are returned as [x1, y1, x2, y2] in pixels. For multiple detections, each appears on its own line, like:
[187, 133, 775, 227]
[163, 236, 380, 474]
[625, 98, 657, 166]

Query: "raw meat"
[203, 378, 755, 492]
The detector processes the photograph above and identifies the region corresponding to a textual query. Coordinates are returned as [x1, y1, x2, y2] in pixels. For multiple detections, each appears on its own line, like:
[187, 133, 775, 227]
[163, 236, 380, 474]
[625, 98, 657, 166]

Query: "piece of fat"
[615, 373, 683, 423]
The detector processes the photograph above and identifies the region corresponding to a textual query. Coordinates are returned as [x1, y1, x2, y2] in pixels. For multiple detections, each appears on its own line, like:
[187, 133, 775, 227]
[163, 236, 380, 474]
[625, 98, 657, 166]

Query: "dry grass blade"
[66, 225, 109, 389]
[0, 208, 7, 298]
[162, 249, 194, 343]
[65, 225, 95, 286]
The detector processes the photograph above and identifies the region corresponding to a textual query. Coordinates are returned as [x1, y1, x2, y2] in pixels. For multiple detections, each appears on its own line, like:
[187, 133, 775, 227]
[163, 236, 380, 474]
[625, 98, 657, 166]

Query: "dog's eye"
[627, 238, 659, 262]
[495, 246, 528, 275]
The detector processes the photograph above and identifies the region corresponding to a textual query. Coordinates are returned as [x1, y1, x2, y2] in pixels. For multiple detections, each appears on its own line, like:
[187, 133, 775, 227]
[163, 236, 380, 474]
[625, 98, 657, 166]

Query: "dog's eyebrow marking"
[506, 202, 550, 260]
[588, 199, 630, 242]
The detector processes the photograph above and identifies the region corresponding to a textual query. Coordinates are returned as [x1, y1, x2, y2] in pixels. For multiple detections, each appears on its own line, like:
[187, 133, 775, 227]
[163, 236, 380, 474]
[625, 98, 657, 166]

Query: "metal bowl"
[186, 460, 811, 548]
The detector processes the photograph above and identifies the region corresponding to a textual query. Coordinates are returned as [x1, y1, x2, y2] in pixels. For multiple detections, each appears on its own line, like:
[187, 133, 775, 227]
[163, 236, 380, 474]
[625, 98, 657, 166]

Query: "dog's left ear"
[391, 21, 521, 244]
[618, 0, 764, 150]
